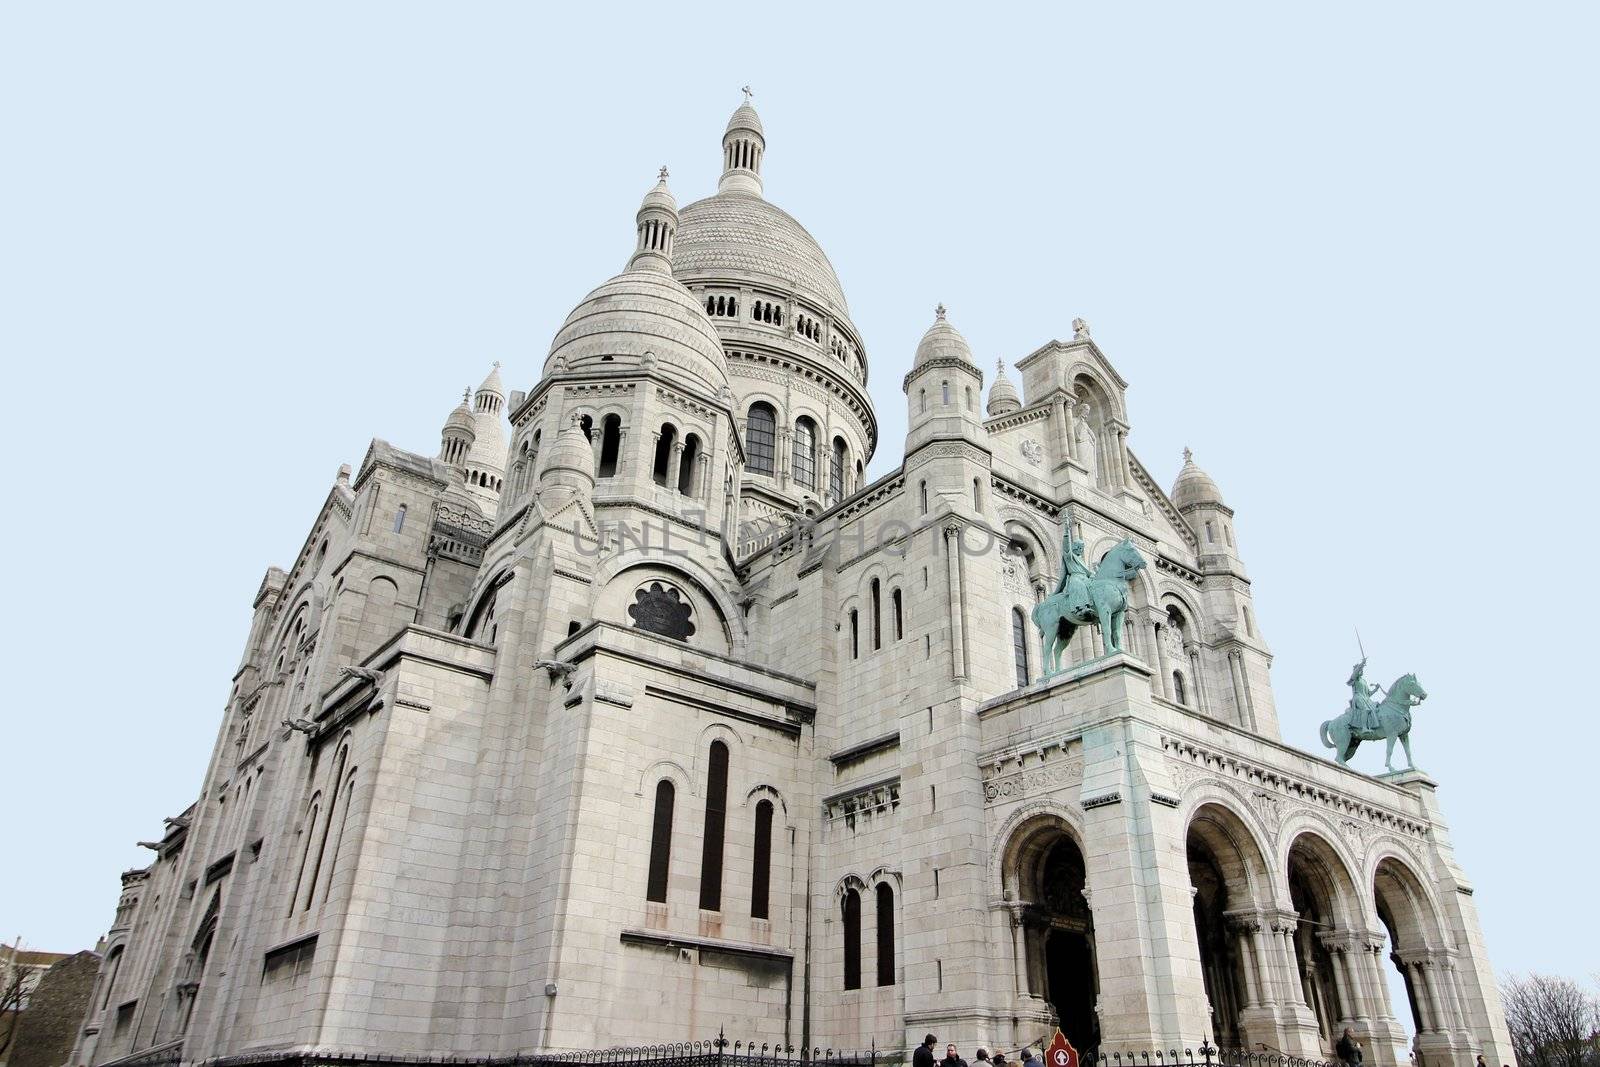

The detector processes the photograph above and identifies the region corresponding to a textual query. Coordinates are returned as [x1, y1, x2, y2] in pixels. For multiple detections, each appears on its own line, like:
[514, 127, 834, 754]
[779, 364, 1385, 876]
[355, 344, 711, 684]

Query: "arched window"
[392, 504, 407, 533]
[965, 386, 974, 411]
[848, 609, 859, 660]
[842, 887, 862, 990]
[678, 433, 701, 495]
[699, 740, 729, 911]
[876, 883, 895, 986]
[751, 799, 773, 920]
[919, 388, 927, 413]
[892, 589, 903, 641]
[792, 417, 817, 490]
[1012, 608, 1031, 687]
[304, 746, 348, 911]
[870, 579, 882, 651]
[973, 478, 983, 511]
[746, 404, 776, 476]
[288, 794, 321, 915]
[99, 945, 125, 1010]
[1173, 672, 1187, 705]
[322, 770, 357, 902]
[646, 780, 674, 903]
[653, 423, 677, 486]
[920, 481, 928, 514]
[942, 380, 950, 405]
[598, 415, 621, 478]
[830, 437, 846, 499]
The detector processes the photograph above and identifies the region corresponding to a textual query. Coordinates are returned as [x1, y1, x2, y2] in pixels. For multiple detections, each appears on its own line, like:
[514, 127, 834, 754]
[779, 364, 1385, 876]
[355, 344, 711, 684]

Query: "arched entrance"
[1006, 817, 1100, 1051]
[1373, 856, 1467, 1064]
[1186, 803, 1271, 1049]
[1286, 833, 1366, 1055]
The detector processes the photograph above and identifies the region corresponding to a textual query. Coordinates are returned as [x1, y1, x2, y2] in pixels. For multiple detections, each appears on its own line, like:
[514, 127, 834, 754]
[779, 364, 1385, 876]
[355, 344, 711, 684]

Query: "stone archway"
[1187, 803, 1273, 1050]
[1003, 815, 1100, 1051]
[1287, 832, 1397, 1060]
[1373, 856, 1470, 1066]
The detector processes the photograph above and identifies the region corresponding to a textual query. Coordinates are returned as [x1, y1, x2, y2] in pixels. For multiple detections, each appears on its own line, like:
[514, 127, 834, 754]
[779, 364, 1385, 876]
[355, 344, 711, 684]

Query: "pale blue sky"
[2, 1, 1596, 998]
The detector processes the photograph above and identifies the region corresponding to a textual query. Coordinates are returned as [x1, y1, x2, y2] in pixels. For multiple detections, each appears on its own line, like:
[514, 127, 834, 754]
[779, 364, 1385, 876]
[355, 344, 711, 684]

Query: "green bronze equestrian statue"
[1031, 527, 1147, 677]
[1320, 659, 1429, 772]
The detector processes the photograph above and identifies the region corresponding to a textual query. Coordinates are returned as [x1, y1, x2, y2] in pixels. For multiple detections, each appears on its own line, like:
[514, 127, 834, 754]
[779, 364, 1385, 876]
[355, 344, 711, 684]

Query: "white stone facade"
[71, 101, 1511, 1067]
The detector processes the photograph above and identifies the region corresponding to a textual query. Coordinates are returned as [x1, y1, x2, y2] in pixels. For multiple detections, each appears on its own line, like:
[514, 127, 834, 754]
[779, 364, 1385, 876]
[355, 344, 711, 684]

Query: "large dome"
[545, 268, 729, 394]
[673, 192, 850, 316]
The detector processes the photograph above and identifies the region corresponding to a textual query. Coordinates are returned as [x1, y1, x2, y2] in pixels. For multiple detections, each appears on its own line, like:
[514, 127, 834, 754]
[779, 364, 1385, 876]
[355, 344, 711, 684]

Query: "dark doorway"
[1046, 928, 1098, 1051]
[1027, 835, 1099, 1051]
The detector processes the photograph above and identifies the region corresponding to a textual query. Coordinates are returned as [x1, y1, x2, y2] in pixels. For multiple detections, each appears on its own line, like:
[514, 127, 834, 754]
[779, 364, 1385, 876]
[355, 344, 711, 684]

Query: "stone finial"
[741, 84, 753, 104]
[1183, 446, 1193, 464]
[336, 463, 351, 485]
[659, 165, 669, 179]
[1072, 317, 1091, 340]
[935, 303, 947, 321]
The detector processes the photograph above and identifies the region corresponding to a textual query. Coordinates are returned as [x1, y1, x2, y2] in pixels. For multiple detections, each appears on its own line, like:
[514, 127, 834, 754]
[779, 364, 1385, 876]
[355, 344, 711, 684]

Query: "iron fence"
[196, 1036, 1339, 1067]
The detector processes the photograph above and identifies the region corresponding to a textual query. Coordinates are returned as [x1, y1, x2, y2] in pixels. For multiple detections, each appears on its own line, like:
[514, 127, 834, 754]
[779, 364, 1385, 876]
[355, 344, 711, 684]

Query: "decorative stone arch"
[695, 721, 743, 771]
[636, 758, 692, 798]
[1185, 797, 1277, 1048]
[1184, 797, 1276, 905]
[834, 871, 870, 907]
[992, 801, 1100, 1049]
[741, 782, 788, 819]
[595, 556, 742, 655]
[867, 865, 903, 893]
[999, 508, 1057, 570]
[1066, 363, 1126, 422]
[1158, 585, 1207, 636]
[461, 565, 514, 641]
[1365, 845, 1448, 951]
[989, 799, 1088, 895]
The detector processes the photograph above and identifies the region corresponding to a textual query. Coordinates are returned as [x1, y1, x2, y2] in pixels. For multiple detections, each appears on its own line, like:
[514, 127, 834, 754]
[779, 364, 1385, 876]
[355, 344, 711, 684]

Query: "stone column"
[670, 441, 685, 494]
[1227, 650, 1258, 730]
[1152, 621, 1173, 700]
[1188, 647, 1211, 714]
[943, 524, 967, 680]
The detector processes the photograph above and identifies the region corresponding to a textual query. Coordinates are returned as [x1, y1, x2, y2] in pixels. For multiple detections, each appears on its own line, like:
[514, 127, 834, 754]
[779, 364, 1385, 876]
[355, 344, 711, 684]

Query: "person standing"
[1336, 1028, 1363, 1067]
[942, 1044, 968, 1067]
[974, 1051, 991, 1067]
[914, 1035, 938, 1067]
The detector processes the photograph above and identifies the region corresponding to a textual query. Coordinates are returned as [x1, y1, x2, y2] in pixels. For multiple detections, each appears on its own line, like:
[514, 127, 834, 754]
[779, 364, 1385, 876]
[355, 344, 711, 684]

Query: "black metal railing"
[199, 1036, 1338, 1067]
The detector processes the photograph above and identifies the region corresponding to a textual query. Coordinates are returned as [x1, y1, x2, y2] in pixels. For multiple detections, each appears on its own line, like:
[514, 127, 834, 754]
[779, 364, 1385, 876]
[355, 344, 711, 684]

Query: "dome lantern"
[719, 89, 766, 196]
[987, 358, 1021, 416]
[629, 167, 679, 274]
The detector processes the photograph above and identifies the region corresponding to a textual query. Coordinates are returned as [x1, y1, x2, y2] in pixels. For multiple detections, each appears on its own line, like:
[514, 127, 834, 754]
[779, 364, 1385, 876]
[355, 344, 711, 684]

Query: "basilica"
[71, 100, 1512, 1067]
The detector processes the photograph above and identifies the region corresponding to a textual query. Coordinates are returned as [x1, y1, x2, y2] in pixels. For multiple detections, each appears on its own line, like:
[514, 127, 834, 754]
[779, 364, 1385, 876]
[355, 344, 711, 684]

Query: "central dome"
[673, 192, 850, 316]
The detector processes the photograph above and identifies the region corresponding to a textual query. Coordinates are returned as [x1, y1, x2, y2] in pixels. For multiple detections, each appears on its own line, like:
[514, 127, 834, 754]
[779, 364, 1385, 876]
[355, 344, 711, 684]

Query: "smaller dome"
[725, 103, 764, 138]
[477, 363, 504, 399]
[988, 359, 1020, 416]
[541, 415, 595, 487]
[1171, 448, 1226, 510]
[445, 391, 474, 433]
[639, 169, 677, 214]
[546, 269, 729, 394]
[914, 304, 977, 370]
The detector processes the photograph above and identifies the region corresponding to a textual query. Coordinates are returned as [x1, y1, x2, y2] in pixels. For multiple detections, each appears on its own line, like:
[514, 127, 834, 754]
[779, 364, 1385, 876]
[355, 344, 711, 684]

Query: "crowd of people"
[911, 1033, 1043, 1067]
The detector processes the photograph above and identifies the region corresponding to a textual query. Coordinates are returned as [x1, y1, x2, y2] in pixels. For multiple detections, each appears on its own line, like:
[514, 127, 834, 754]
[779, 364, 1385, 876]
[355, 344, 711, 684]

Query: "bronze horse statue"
[1031, 538, 1147, 677]
[1320, 673, 1428, 772]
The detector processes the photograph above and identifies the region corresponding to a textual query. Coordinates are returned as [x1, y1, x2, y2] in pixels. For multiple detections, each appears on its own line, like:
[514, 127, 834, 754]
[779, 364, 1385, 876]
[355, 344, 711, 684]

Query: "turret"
[629, 168, 678, 273]
[987, 358, 1021, 417]
[903, 304, 987, 454]
[1171, 448, 1242, 572]
[902, 305, 992, 519]
[439, 389, 475, 472]
[463, 363, 508, 518]
[718, 94, 765, 196]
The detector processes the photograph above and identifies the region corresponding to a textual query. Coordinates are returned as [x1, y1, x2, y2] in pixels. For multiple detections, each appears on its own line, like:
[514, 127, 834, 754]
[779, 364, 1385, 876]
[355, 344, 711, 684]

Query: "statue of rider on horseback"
[1030, 516, 1147, 679]
[1321, 641, 1430, 773]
